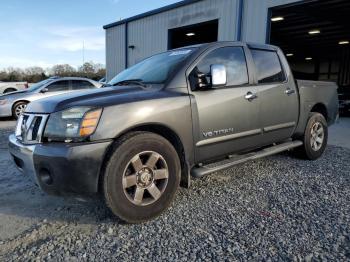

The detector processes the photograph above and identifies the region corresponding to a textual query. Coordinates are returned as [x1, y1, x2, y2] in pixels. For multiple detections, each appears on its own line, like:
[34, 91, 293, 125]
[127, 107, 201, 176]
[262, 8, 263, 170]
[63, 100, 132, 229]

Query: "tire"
[103, 131, 181, 223]
[3, 88, 17, 94]
[12, 101, 28, 119]
[294, 112, 328, 160]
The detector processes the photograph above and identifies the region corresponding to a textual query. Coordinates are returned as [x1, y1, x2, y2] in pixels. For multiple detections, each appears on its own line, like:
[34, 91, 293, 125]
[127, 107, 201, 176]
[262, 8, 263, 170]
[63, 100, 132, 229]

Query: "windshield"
[108, 48, 195, 86]
[27, 79, 52, 92]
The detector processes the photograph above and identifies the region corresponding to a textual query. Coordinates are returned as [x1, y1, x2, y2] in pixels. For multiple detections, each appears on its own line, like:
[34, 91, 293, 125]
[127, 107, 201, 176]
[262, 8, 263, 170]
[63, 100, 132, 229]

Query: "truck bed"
[294, 79, 339, 135]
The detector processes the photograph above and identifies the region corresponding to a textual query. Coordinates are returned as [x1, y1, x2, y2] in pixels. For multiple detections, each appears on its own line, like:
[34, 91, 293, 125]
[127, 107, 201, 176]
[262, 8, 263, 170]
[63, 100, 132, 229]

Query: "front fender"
[91, 94, 194, 165]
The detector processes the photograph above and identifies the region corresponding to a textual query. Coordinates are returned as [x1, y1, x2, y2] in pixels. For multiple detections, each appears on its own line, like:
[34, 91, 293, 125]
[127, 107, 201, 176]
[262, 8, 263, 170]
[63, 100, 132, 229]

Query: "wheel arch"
[3, 87, 17, 94]
[100, 123, 191, 192]
[310, 103, 328, 122]
[12, 100, 30, 111]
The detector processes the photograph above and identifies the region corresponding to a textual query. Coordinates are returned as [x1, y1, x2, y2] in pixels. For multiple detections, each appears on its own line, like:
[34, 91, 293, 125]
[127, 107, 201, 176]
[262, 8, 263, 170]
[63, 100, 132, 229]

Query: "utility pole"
[82, 40, 85, 65]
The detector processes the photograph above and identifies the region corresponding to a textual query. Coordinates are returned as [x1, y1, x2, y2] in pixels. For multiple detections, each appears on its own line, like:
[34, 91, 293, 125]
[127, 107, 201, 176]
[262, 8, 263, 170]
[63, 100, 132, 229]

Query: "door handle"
[245, 92, 257, 101]
[285, 88, 295, 95]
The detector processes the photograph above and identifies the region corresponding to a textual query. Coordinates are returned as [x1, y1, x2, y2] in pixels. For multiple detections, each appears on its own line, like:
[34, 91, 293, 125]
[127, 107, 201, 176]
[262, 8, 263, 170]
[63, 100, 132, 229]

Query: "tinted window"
[46, 80, 70, 92]
[27, 79, 52, 92]
[250, 49, 286, 84]
[71, 80, 95, 90]
[193, 47, 248, 87]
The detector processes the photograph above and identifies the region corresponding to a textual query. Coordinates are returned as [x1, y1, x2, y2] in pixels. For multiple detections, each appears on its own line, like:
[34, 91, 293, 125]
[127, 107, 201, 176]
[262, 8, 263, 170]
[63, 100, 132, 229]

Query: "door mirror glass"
[210, 64, 227, 87]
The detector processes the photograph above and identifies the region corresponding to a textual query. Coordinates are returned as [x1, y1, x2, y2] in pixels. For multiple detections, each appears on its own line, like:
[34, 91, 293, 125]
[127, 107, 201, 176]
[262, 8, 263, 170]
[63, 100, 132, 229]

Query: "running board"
[191, 140, 303, 178]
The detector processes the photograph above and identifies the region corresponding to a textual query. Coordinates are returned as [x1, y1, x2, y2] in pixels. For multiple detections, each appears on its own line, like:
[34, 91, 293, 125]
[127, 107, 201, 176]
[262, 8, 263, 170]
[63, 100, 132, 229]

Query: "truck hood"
[26, 86, 165, 113]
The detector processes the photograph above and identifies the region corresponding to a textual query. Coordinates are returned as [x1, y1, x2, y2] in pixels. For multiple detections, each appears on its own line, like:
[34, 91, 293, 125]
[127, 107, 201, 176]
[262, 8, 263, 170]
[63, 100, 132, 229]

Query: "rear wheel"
[12, 101, 28, 119]
[294, 112, 328, 160]
[103, 132, 181, 223]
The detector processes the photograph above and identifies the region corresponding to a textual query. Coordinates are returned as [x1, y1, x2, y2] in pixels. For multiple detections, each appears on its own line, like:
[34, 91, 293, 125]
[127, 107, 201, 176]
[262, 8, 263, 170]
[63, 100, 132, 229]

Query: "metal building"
[103, 0, 350, 93]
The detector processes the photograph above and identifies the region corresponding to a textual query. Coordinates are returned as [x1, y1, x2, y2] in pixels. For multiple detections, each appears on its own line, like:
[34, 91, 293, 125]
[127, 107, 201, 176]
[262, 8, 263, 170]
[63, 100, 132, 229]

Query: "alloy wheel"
[122, 151, 169, 206]
[310, 122, 324, 151]
[15, 104, 27, 117]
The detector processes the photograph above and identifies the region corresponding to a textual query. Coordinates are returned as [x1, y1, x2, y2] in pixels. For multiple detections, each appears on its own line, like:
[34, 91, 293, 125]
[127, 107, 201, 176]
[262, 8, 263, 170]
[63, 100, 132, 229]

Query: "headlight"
[0, 99, 8, 105]
[44, 107, 102, 142]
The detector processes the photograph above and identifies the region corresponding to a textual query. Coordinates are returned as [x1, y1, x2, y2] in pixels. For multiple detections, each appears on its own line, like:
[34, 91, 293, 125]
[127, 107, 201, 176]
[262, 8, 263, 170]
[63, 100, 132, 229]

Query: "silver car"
[0, 77, 102, 119]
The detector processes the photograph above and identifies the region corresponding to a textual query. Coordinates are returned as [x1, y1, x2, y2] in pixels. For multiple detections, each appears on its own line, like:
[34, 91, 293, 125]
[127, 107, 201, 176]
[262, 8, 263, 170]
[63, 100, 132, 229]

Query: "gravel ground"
[0, 120, 349, 261]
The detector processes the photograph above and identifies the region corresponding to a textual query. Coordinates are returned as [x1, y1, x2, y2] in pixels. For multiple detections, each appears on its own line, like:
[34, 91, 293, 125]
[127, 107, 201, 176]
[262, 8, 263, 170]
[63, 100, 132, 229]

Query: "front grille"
[15, 113, 49, 144]
[32, 116, 42, 141]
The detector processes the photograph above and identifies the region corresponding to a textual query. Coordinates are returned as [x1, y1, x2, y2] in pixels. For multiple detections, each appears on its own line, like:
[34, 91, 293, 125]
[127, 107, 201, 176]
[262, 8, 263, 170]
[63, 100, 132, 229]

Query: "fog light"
[39, 168, 53, 185]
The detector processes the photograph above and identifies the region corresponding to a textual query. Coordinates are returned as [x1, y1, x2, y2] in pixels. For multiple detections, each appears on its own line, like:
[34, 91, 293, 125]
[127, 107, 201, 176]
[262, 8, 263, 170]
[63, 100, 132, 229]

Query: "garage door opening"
[269, 0, 350, 95]
[168, 20, 218, 49]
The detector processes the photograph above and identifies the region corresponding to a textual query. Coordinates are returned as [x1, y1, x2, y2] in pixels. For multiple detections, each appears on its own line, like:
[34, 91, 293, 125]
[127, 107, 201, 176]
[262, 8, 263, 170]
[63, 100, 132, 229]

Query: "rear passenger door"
[250, 48, 299, 144]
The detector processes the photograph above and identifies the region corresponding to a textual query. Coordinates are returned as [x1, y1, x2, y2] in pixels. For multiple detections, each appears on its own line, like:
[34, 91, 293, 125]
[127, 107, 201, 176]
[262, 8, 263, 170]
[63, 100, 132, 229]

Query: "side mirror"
[40, 87, 49, 93]
[210, 64, 227, 87]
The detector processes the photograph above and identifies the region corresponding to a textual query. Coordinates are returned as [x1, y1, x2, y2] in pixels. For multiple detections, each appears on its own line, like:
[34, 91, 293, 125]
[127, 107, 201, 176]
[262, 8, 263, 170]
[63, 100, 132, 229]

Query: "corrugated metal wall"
[105, 24, 126, 81]
[241, 0, 302, 43]
[105, 0, 303, 80]
[127, 0, 238, 66]
[105, 0, 239, 80]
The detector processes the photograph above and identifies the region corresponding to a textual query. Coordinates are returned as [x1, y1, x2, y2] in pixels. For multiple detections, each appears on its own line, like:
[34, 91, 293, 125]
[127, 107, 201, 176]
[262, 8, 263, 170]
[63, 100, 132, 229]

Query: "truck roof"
[172, 41, 279, 52]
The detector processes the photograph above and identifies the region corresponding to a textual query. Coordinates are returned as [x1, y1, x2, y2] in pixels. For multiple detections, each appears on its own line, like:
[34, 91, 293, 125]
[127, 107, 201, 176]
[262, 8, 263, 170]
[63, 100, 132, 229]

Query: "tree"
[51, 64, 76, 77]
[78, 62, 95, 77]
[6, 67, 24, 81]
[96, 68, 106, 80]
[25, 66, 45, 75]
[0, 70, 7, 81]
[0, 62, 105, 83]
[24, 67, 46, 83]
[78, 62, 106, 80]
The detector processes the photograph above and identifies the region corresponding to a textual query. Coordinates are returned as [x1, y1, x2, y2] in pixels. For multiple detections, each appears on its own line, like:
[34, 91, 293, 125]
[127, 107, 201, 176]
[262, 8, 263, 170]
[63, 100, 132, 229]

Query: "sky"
[0, 0, 179, 69]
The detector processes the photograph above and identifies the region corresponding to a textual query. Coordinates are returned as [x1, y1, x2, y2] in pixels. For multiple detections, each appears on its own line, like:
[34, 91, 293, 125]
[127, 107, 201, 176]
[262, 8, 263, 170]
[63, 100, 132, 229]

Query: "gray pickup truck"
[8, 42, 338, 223]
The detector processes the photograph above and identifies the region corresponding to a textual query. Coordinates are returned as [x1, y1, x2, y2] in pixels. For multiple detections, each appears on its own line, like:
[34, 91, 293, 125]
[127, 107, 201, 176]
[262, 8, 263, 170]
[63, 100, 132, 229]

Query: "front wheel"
[12, 101, 28, 119]
[103, 132, 181, 223]
[294, 112, 328, 160]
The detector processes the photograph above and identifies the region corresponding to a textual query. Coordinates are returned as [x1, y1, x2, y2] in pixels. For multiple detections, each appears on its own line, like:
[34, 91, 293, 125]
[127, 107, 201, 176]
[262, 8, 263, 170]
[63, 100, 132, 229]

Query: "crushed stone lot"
[0, 120, 349, 261]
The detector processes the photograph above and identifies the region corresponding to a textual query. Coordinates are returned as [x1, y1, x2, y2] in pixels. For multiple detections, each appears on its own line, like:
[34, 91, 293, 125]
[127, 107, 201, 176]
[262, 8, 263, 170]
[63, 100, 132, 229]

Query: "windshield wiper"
[112, 79, 147, 87]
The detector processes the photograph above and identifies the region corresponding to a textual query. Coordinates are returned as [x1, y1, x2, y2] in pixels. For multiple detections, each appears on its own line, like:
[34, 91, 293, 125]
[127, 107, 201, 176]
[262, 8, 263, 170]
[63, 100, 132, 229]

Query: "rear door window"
[250, 49, 286, 84]
[71, 80, 95, 90]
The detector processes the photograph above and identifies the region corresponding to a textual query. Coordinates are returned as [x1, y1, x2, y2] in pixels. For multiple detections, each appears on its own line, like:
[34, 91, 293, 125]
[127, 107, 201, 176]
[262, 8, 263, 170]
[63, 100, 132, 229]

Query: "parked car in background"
[0, 81, 28, 94]
[8, 42, 338, 223]
[0, 77, 102, 119]
[99, 77, 107, 84]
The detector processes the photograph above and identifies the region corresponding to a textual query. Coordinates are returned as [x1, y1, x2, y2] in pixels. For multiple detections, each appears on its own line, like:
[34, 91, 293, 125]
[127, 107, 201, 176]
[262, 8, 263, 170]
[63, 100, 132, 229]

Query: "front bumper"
[8, 134, 112, 196]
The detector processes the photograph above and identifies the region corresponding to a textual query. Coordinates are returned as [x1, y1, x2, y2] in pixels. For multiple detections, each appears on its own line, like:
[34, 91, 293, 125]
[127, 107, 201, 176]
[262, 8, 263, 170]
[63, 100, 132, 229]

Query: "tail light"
[24, 83, 29, 89]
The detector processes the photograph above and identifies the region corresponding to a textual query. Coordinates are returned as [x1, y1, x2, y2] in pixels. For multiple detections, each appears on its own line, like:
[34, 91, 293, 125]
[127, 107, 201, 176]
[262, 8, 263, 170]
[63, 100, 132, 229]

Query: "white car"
[0, 81, 28, 94]
[0, 77, 103, 119]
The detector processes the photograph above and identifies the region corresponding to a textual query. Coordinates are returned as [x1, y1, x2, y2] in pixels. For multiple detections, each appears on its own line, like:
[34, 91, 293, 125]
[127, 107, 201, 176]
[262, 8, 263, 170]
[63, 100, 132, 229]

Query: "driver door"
[188, 45, 263, 163]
